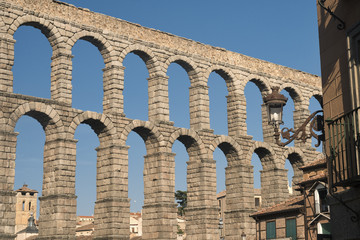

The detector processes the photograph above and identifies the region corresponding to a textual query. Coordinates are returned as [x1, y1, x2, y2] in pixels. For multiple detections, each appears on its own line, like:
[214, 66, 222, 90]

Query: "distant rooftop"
[250, 196, 303, 217]
[15, 184, 38, 194]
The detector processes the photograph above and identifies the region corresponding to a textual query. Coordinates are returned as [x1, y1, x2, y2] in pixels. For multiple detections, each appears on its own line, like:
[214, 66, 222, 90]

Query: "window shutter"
[286, 218, 297, 240]
[266, 221, 276, 239]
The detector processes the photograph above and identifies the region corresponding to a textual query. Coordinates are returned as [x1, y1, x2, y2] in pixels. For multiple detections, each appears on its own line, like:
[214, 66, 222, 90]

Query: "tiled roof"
[76, 223, 94, 232]
[15, 184, 38, 193]
[130, 212, 141, 220]
[297, 171, 327, 186]
[217, 190, 226, 198]
[299, 158, 326, 170]
[250, 196, 303, 217]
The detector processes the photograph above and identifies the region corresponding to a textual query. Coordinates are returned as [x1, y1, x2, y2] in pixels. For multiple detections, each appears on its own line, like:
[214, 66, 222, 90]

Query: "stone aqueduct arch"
[0, 1, 322, 239]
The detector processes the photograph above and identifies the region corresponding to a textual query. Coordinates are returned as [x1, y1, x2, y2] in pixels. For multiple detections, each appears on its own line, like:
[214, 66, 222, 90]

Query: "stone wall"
[0, 0, 322, 239]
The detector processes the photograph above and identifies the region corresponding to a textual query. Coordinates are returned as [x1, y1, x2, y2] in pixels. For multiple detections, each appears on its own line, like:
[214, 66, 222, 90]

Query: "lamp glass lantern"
[264, 87, 288, 127]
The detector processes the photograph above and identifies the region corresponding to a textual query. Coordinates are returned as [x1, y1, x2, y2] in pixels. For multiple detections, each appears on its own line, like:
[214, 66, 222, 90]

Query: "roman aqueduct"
[0, 0, 322, 239]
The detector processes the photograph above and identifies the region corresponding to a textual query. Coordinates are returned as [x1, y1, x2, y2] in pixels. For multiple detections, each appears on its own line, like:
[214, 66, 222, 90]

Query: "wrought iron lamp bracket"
[274, 110, 324, 147]
[318, 0, 345, 30]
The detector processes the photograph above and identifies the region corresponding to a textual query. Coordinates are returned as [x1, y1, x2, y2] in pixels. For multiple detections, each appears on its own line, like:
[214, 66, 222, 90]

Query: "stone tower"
[14, 185, 38, 233]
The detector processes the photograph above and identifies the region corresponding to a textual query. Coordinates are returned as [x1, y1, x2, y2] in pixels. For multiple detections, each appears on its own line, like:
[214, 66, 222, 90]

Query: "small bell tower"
[15, 184, 38, 233]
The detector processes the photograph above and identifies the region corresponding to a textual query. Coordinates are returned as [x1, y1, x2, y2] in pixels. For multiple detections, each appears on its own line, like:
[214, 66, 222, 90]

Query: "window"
[318, 222, 331, 235]
[266, 221, 276, 239]
[22, 201, 25, 211]
[255, 197, 260, 207]
[286, 218, 297, 240]
[315, 185, 329, 214]
[28, 201, 31, 211]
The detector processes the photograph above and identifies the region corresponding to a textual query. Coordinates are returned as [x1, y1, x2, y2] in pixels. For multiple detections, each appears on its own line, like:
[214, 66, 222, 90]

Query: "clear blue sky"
[12, 1, 322, 216]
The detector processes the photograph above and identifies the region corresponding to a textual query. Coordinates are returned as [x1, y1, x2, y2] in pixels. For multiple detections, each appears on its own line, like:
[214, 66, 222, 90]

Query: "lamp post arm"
[274, 110, 324, 147]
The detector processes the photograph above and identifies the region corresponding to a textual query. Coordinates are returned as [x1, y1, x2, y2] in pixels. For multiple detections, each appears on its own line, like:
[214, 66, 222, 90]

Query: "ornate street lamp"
[264, 87, 325, 147]
[263, 86, 288, 127]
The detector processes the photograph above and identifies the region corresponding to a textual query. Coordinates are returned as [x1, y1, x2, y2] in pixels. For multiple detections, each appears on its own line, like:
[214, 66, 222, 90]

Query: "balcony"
[327, 107, 360, 188]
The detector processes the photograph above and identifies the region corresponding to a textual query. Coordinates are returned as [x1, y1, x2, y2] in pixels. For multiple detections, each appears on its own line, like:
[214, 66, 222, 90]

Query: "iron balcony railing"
[327, 106, 360, 188]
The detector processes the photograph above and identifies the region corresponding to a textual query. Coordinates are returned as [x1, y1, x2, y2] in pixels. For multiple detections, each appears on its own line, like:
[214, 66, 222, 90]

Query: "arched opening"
[245, 81, 264, 141]
[72, 39, 104, 112]
[215, 148, 227, 194]
[74, 123, 99, 216]
[252, 147, 283, 207]
[72, 116, 119, 238]
[286, 152, 304, 195]
[251, 153, 262, 189]
[171, 133, 206, 238]
[309, 95, 323, 151]
[14, 115, 45, 230]
[123, 52, 149, 121]
[167, 63, 191, 129]
[127, 130, 146, 238]
[13, 25, 51, 98]
[251, 153, 262, 209]
[208, 71, 229, 135]
[284, 159, 294, 195]
[127, 131, 146, 214]
[173, 140, 188, 219]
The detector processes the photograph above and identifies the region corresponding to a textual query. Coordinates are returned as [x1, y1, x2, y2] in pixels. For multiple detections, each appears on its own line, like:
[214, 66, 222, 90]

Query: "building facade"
[250, 196, 305, 240]
[316, 0, 360, 238]
[296, 158, 331, 239]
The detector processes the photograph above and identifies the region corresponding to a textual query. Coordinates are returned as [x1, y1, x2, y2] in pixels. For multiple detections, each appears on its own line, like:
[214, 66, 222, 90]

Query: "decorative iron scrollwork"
[274, 110, 324, 147]
[318, 0, 345, 30]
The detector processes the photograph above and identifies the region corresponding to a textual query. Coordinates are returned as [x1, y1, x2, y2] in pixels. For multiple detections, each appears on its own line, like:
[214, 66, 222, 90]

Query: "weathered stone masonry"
[0, 0, 322, 239]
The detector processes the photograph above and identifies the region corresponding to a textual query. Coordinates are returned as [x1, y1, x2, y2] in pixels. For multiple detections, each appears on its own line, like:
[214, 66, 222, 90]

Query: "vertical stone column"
[50, 50, 73, 106]
[148, 75, 170, 123]
[293, 108, 312, 148]
[260, 168, 289, 207]
[142, 152, 177, 240]
[0, 36, 15, 92]
[227, 93, 247, 137]
[189, 85, 211, 131]
[186, 158, 218, 240]
[38, 138, 77, 240]
[225, 164, 256, 239]
[103, 65, 124, 115]
[262, 104, 276, 143]
[0, 131, 18, 240]
[94, 145, 130, 240]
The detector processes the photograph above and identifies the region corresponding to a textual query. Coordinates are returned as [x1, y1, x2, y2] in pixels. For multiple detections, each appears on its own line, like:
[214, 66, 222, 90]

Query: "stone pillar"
[0, 36, 15, 92]
[227, 93, 247, 137]
[103, 65, 124, 115]
[37, 138, 78, 240]
[148, 75, 170, 123]
[260, 168, 289, 207]
[50, 50, 73, 106]
[186, 159, 218, 240]
[0, 131, 18, 240]
[225, 164, 256, 239]
[142, 152, 177, 240]
[94, 145, 130, 240]
[262, 104, 276, 143]
[293, 108, 312, 148]
[189, 84, 211, 131]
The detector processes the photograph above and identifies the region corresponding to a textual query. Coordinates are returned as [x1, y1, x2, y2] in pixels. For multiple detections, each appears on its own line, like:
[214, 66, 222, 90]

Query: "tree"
[175, 190, 187, 216]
